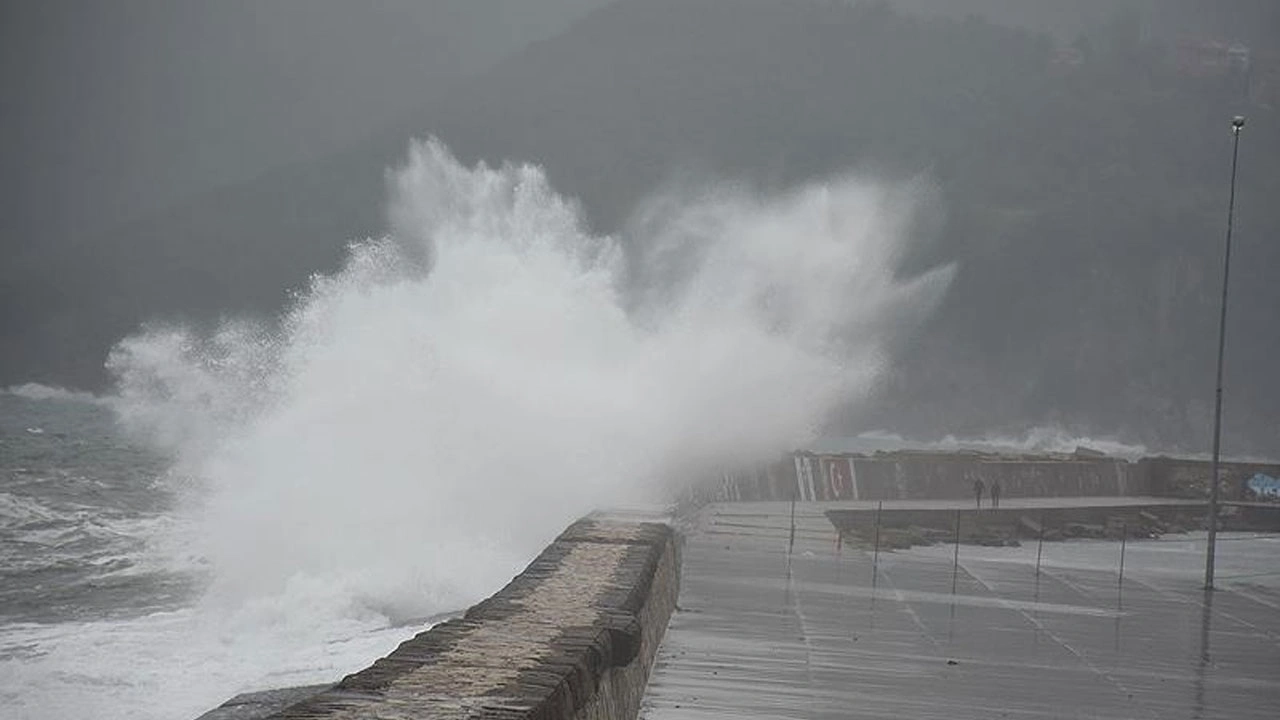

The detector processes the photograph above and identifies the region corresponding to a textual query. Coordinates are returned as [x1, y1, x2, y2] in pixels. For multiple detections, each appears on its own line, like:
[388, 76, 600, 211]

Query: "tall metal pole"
[951, 509, 962, 595]
[1035, 510, 1046, 579]
[871, 501, 883, 589]
[1205, 115, 1245, 591]
[788, 491, 797, 557]
[1118, 520, 1128, 593]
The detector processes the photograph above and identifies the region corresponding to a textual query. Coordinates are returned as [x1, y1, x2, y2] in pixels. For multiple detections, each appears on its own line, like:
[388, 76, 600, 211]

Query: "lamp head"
[1232, 115, 1246, 131]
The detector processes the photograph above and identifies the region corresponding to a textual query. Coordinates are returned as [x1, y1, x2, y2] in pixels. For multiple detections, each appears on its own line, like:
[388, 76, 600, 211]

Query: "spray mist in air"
[108, 138, 952, 621]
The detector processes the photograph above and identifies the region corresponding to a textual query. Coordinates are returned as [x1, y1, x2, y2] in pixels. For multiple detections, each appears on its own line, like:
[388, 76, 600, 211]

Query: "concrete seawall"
[825, 497, 1280, 547]
[200, 517, 678, 720]
[709, 451, 1280, 503]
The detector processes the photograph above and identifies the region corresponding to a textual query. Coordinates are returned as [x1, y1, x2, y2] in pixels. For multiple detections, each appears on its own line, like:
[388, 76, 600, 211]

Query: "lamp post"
[1205, 115, 1245, 591]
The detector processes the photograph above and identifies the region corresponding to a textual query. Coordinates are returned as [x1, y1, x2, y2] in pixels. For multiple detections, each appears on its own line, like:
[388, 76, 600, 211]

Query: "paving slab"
[642, 502, 1280, 719]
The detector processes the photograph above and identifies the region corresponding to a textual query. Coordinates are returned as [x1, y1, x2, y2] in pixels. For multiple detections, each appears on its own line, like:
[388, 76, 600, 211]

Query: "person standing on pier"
[990, 480, 1001, 508]
[973, 477, 985, 510]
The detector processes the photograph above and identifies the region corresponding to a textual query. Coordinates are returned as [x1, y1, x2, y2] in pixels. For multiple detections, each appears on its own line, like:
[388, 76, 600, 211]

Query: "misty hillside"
[1, 0, 613, 384]
[4, 0, 1277, 454]
[0, 0, 611, 234]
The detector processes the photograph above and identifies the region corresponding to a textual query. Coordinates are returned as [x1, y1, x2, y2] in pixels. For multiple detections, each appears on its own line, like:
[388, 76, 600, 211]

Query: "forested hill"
[6, 0, 1277, 453]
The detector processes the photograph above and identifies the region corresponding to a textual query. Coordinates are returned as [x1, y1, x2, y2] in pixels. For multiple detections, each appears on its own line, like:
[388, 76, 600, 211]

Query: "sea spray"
[847, 428, 1153, 460]
[98, 138, 951, 713]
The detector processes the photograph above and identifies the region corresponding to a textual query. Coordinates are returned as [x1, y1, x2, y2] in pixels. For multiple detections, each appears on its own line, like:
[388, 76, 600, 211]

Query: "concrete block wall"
[710, 452, 1134, 502]
[1136, 457, 1280, 500]
[846, 455, 1133, 500]
[708, 452, 1280, 503]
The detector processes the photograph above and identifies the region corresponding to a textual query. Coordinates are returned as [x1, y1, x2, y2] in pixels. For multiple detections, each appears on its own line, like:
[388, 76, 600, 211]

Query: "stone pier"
[198, 517, 679, 720]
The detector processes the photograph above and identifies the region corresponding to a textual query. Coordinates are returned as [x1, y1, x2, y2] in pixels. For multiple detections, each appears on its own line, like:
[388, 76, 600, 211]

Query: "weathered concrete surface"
[197, 686, 333, 720]
[824, 496, 1280, 547]
[1139, 457, 1280, 501]
[846, 454, 1134, 500]
[199, 517, 679, 720]
[714, 452, 1136, 503]
[641, 502, 1280, 719]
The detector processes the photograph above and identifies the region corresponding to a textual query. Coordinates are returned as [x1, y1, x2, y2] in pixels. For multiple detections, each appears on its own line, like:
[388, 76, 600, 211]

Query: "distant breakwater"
[826, 499, 1280, 552]
[704, 451, 1280, 504]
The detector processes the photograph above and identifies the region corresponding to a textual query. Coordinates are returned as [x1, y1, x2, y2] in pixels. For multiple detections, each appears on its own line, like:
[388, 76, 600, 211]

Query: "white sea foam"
[8, 139, 951, 719]
[0, 606, 421, 720]
[109, 139, 951, 612]
[2, 383, 102, 404]
[847, 427, 1153, 459]
[813, 428, 1280, 464]
[0, 491, 67, 531]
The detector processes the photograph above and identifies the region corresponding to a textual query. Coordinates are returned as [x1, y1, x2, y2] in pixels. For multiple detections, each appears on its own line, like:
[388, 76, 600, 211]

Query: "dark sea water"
[0, 388, 427, 720]
[0, 388, 190, 626]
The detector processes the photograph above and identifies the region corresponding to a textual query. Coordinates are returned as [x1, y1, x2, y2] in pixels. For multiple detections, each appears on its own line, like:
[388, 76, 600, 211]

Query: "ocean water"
[1, 140, 951, 719]
[0, 387, 178, 627]
[0, 387, 431, 719]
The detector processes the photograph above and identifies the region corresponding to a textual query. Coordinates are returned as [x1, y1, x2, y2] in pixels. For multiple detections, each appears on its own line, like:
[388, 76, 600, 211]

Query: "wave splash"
[848, 428, 1153, 460]
[3, 383, 102, 404]
[108, 138, 952, 624]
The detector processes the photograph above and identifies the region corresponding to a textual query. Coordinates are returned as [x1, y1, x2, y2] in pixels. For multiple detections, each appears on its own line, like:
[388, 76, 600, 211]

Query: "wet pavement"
[641, 503, 1280, 719]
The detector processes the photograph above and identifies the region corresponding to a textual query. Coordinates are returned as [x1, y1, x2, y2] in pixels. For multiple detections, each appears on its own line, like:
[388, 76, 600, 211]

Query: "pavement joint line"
[874, 566, 944, 650]
[1036, 565, 1102, 604]
[960, 556, 1162, 720]
[1121, 573, 1280, 645]
[702, 571, 1126, 618]
[783, 561, 824, 717]
[1224, 583, 1280, 612]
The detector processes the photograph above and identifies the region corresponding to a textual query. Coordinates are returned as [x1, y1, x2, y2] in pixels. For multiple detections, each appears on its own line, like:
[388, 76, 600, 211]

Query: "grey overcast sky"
[3, 0, 1266, 243]
[0, 0, 608, 239]
[1, 0, 1277, 454]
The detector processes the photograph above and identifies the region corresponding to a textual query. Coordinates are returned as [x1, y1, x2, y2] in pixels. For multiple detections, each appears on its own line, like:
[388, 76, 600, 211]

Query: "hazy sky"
[2, 0, 1276, 453]
[0, 0, 608, 238]
[5, 0, 1268, 243]
[3, 0, 1269, 241]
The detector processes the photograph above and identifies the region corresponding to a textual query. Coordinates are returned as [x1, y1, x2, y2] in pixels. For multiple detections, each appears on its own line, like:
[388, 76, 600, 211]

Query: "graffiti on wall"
[789, 455, 859, 501]
[1246, 473, 1280, 501]
[822, 456, 856, 500]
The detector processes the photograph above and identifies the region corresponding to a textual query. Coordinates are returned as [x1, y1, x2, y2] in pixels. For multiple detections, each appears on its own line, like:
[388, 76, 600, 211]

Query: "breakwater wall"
[827, 502, 1207, 546]
[707, 451, 1280, 503]
[201, 518, 678, 720]
[1138, 456, 1280, 499]
[827, 500, 1280, 547]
